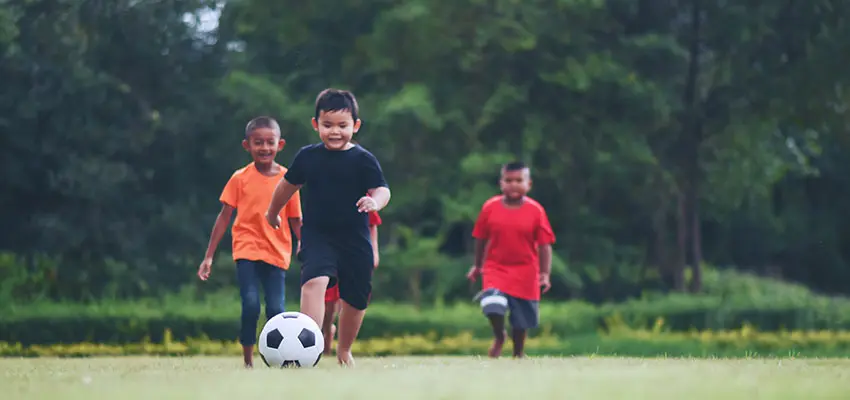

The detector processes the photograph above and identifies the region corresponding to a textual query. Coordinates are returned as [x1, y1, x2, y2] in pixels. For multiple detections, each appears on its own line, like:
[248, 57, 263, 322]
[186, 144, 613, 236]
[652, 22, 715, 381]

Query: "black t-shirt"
[284, 143, 388, 233]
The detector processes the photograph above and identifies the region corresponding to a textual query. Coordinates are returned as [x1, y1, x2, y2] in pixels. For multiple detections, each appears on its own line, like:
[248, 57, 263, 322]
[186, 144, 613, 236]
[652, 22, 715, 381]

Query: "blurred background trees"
[2, 0, 849, 305]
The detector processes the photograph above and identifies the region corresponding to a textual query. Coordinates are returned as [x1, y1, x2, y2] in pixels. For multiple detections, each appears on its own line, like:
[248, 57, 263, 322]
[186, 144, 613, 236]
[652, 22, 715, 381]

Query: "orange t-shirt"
[220, 163, 302, 270]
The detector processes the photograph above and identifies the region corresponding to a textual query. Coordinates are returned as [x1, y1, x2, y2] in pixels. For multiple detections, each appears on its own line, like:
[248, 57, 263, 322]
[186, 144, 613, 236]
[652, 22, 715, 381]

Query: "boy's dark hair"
[245, 116, 281, 138]
[503, 161, 529, 172]
[314, 88, 359, 121]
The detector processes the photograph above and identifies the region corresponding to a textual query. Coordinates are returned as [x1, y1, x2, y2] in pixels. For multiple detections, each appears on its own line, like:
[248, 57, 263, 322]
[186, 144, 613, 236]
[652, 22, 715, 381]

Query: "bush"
[3, 327, 850, 358]
[4, 290, 850, 345]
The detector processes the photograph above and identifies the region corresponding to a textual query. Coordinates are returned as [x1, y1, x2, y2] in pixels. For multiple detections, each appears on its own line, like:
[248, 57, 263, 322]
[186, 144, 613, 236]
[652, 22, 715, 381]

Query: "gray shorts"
[475, 289, 539, 330]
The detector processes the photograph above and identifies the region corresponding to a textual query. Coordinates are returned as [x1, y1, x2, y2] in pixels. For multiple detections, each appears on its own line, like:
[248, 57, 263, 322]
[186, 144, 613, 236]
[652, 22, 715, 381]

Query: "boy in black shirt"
[265, 88, 390, 367]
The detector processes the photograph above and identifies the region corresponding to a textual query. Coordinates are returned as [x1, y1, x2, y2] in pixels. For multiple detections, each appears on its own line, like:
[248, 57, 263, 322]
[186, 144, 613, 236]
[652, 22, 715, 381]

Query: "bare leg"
[322, 300, 339, 355]
[242, 345, 253, 368]
[336, 300, 366, 367]
[487, 314, 507, 358]
[300, 277, 330, 329]
[511, 328, 527, 358]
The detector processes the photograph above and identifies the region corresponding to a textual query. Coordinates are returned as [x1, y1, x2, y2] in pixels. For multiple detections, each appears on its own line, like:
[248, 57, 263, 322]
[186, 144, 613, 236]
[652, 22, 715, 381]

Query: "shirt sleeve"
[471, 203, 491, 240]
[219, 173, 240, 208]
[368, 211, 382, 226]
[283, 188, 303, 218]
[283, 147, 308, 185]
[361, 150, 388, 190]
[535, 207, 556, 245]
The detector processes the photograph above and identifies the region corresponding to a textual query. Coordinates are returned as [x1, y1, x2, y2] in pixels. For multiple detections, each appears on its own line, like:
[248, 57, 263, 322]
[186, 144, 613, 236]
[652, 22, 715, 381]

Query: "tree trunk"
[674, 191, 687, 291]
[651, 184, 672, 287]
[682, 0, 703, 293]
[687, 181, 703, 292]
[409, 269, 422, 310]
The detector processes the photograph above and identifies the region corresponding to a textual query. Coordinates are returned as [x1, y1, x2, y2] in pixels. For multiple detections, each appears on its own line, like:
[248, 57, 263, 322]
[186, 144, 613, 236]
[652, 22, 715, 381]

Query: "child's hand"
[198, 258, 213, 281]
[466, 266, 481, 282]
[357, 196, 378, 213]
[265, 211, 281, 229]
[539, 273, 551, 293]
[373, 252, 380, 269]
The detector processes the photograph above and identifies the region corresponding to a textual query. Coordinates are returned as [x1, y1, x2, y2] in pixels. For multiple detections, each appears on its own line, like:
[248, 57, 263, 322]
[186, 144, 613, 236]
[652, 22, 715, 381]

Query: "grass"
[1, 356, 849, 399]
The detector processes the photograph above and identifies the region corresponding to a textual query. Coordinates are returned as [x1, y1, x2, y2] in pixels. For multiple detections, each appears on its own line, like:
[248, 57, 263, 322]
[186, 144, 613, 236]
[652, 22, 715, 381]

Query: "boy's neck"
[324, 142, 355, 151]
[254, 162, 279, 176]
[501, 196, 526, 208]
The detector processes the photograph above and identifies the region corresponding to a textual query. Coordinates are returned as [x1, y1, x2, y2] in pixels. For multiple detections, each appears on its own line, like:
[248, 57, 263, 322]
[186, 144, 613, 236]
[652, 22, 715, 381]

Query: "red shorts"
[324, 284, 340, 303]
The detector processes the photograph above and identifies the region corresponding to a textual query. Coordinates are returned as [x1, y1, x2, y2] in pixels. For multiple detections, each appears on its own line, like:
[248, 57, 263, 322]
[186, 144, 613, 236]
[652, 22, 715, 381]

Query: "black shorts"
[298, 227, 373, 310]
[477, 289, 540, 330]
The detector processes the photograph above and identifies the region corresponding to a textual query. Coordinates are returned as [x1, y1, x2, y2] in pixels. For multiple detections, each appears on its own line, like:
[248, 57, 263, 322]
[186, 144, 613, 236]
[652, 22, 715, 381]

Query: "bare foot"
[337, 349, 355, 367]
[488, 330, 507, 358]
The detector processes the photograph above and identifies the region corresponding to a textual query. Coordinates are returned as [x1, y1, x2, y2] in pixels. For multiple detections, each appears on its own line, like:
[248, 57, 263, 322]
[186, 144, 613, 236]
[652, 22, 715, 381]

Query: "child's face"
[312, 110, 361, 151]
[242, 127, 284, 165]
[500, 169, 531, 200]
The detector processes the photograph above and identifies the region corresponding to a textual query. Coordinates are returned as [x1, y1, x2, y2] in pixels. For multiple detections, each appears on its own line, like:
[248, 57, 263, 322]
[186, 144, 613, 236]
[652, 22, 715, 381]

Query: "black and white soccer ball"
[258, 311, 324, 368]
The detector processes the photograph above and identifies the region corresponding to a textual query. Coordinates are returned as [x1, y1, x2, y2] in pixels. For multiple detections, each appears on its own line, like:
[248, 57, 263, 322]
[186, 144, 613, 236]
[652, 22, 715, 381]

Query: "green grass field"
[2, 356, 849, 399]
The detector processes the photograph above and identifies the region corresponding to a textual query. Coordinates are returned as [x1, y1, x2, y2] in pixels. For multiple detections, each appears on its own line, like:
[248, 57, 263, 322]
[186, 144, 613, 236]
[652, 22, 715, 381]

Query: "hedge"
[3, 294, 850, 345]
[3, 327, 850, 358]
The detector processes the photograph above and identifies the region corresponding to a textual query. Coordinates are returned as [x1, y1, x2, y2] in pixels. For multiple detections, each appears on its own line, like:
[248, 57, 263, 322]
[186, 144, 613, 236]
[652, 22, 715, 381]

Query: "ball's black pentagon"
[282, 314, 299, 319]
[297, 327, 316, 348]
[259, 352, 271, 367]
[313, 352, 322, 367]
[266, 328, 283, 348]
[282, 360, 301, 368]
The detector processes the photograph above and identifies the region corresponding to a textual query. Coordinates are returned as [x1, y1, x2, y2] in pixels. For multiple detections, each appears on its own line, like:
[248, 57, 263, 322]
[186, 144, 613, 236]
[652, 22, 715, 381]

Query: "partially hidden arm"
[473, 238, 488, 270]
[203, 204, 234, 261]
[370, 224, 379, 268]
[266, 179, 301, 227]
[538, 244, 552, 276]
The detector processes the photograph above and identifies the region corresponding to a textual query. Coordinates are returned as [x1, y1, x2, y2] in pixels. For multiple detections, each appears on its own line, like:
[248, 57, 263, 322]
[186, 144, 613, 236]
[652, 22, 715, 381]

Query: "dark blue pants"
[236, 259, 286, 346]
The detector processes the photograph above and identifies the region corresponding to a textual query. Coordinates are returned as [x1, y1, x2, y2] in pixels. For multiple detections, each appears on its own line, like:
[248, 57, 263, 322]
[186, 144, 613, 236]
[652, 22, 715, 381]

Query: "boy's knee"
[242, 299, 260, 318]
[303, 276, 330, 293]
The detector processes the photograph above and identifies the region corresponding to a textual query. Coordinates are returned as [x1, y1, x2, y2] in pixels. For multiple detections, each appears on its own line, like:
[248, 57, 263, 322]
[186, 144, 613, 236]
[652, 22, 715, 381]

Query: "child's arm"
[360, 186, 391, 212]
[538, 244, 553, 293]
[370, 224, 379, 268]
[268, 147, 307, 229]
[468, 238, 488, 281]
[288, 218, 302, 241]
[266, 179, 301, 229]
[468, 203, 491, 282]
[359, 151, 390, 213]
[288, 217, 303, 255]
[198, 203, 235, 280]
[536, 208, 556, 293]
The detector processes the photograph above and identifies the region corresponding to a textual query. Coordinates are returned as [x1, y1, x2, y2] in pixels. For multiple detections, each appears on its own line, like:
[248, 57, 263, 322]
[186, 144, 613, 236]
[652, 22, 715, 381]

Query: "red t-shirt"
[471, 195, 556, 301]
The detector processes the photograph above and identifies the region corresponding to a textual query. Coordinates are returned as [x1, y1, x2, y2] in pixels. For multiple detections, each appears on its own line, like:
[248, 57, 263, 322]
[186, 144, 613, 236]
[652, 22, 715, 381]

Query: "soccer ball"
[258, 311, 324, 368]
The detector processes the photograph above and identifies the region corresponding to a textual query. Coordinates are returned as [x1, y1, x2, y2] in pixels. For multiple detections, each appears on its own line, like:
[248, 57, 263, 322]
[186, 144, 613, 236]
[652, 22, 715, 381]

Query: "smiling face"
[242, 127, 284, 166]
[500, 167, 532, 201]
[311, 110, 361, 151]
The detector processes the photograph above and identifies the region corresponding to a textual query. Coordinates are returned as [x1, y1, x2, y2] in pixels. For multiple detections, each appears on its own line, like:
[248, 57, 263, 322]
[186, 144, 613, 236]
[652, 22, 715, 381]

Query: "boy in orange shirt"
[197, 116, 303, 368]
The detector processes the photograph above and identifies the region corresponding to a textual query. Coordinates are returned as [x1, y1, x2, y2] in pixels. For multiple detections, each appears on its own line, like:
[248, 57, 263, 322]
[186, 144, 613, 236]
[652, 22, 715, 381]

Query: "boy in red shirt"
[321, 210, 381, 355]
[468, 161, 555, 358]
[197, 116, 303, 368]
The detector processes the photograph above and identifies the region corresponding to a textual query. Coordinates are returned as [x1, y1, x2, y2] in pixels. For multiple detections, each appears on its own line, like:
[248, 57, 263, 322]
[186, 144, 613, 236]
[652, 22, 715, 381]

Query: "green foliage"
[1, 0, 850, 304]
[4, 285, 850, 346]
[4, 327, 850, 358]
